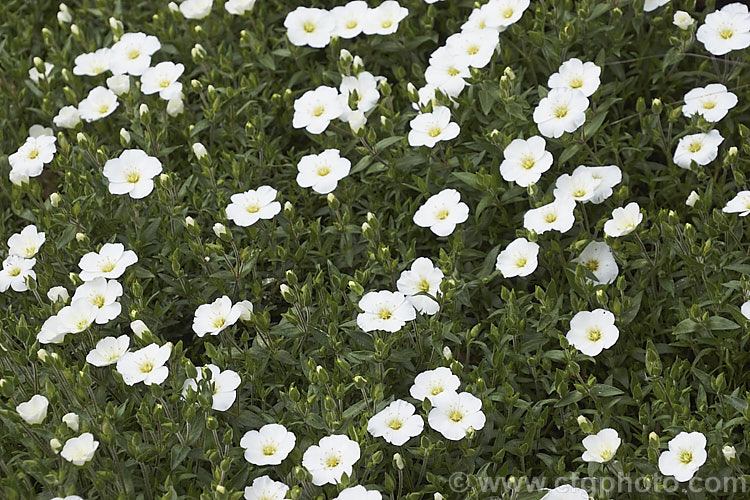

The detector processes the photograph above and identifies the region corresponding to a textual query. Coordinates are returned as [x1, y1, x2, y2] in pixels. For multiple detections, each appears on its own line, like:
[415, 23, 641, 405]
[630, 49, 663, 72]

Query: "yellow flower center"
[429, 383, 444, 396]
[139, 361, 154, 373]
[572, 188, 586, 198]
[316, 166, 330, 177]
[588, 328, 602, 342]
[312, 105, 325, 117]
[100, 260, 116, 273]
[719, 28, 734, 40]
[325, 455, 341, 468]
[245, 204, 260, 213]
[262, 444, 277, 456]
[128, 49, 141, 60]
[428, 126, 443, 138]
[303, 21, 316, 33]
[378, 308, 393, 320]
[600, 448, 613, 460]
[569, 77, 583, 89]
[381, 20, 392, 29]
[436, 208, 450, 220]
[346, 20, 357, 29]
[515, 257, 527, 268]
[467, 45, 479, 55]
[688, 141, 702, 153]
[448, 408, 464, 422]
[159, 79, 171, 88]
[544, 212, 558, 223]
[28, 149, 40, 160]
[98, 104, 110, 115]
[92, 294, 105, 308]
[8, 267, 21, 277]
[585, 259, 599, 272]
[554, 105, 569, 119]
[92, 64, 106, 74]
[388, 418, 403, 430]
[212, 316, 226, 329]
[126, 171, 141, 184]
[447, 67, 460, 77]
[520, 156, 535, 170]
[503, 8, 514, 18]
[75, 318, 89, 331]
[679, 451, 693, 464]
[418, 279, 431, 293]
[479, 20, 486, 29]
[701, 100, 716, 110]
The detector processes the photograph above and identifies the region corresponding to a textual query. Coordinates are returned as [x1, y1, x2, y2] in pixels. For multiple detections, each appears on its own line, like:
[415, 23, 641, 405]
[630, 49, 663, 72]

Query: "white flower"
[61, 433, 99, 466]
[547, 58, 601, 97]
[644, 0, 669, 12]
[413, 188, 469, 236]
[193, 296, 244, 337]
[682, 84, 737, 123]
[29, 124, 54, 138]
[566, 309, 619, 356]
[180, 0, 213, 19]
[408, 106, 460, 148]
[523, 198, 576, 234]
[225, 0, 256, 15]
[37, 315, 69, 344]
[332, 1, 368, 39]
[16, 395, 49, 425]
[240, 423, 296, 466]
[697, 3, 750, 56]
[673, 10, 694, 30]
[73, 48, 110, 76]
[71, 277, 123, 324]
[335, 486, 383, 500]
[461, 6, 500, 34]
[428, 391, 486, 441]
[284, 7, 335, 48]
[723, 191, 750, 216]
[367, 399, 424, 446]
[226, 186, 282, 226]
[499, 136, 553, 187]
[86, 335, 130, 367]
[107, 74, 131, 95]
[78, 243, 138, 281]
[410, 366, 461, 403]
[301, 434, 361, 486]
[0, 255, 36, 292]
[424, 57, 470, 97]
[363, 0, 409, 35]
[658, 431, 708, 482]
[484, 0, 530, 28]
[9, 135, 57, 178]
[29, 62, 54, 83]
[296, 149, 351, 194]
[183, 364, 241, 411]
[603, 202, 643, 237]
[292, 86, 344, 134]
[554, 169, 602, 203]
[356, 290, 416, 333]
[116, 343, 171, 386]
[8, 225, 45, 258]
[78, 86, 119, 122]
[582, 428, 621, 463]
[495, 238, 539, 278]
[572, 165, 622, 204]
[723, 445, 737, 461]
[62, 413, 80, 432]
[236, 300, 254, 320]
[244, 476, 289, 500]
[574, 241, 618, 285]
[533, 88, 589, 138]
[56, 301, 99, 334]
[47, 286, 70, 303]
[339, 71, 380, 120]
[109, 32, 161, 76]
[167, 95, 185, 116]
[103, 149, 163, 199]
[396, 257, 443, 315]
[686, 190, 700, 207]
[444, 30, 499, 69]
[140, 61, 184, 100]
[541, 485, 590, 500]
[193, 142, 208, 159]
[53, 105, 81, 129]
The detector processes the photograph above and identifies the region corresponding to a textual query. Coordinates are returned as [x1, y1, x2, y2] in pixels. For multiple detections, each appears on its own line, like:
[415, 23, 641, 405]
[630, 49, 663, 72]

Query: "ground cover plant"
[2, 0, 750, 498]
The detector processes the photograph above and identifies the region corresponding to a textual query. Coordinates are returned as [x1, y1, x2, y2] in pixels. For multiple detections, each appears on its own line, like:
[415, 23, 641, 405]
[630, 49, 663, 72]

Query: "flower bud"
[139, 103, 149, 120]
[130, 320, 150, 338]
[119, 128, 131, 146]
[192, 142, 208, 160]
[213, 222, 227, 238]
[167, 96, 184, 117]
[728, 146, 738, 157]
[339, 49, 352, 63]
[353, 55, 364, 74]
[37, 349, 48, 362]
[443, 346, 452, 360]
[50, 192, 61, 207]
[722, 445, 737, 463]
[576, 415, 593, 434]
[651, 98, 662, 115]
[75, 232, 87, 243]
[393, 453, 404, 470]
[686, 191, 699, 207]
[47, 286, 69, 303]
[673, 10, 694, 30]
[62, 412, 80, 431]
[50, 438, 62, 454]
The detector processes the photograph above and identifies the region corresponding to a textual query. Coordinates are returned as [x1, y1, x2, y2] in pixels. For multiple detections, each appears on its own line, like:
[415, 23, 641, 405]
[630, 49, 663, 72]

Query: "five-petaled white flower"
[572, 165, 622, 204]
[673, 129, 725, 169]
[533, 87, 589, 138]
[103, 149, 163, 199]
[284, 7, 335, 48]
[566, 309, 619, 356]
[484, 0, 531, 29]
[408, 106, 460, 147]
[16, 395, 49, 425]
[428, 391, 486, 441]
[644, 0, 670, 13]
[293, 86, 344, 134]
[548, 58, 602, 97]
[140, 61, 185, 100]
[109, 32, 161, 76]
[499, 135, 553, 187]
[78, 243, 138, 281]
[697, 3, 750, 56]
[116, 343, 171, 386]
[78, 86, 119, 122]
[495, 238, 540, 278]
[73, 48, 111, 76]
[183, 364, 241, 411]
[301, 434, 361, 486]
[540, 485, 590, 500]
[413, 188, 469, 236]
[0, 255, 36, 292]
[226, 186, 282, 227]
[243, 476, 289, 500]
[362, 0, 409, 36]
[367, 399, 424, 446]
[410, 366, 461, 403]
[86, 335, 130, 367]
[193, 295, 244, 337]
[9, 135, 57, 178]
[658, 431, 708, 482]
[603, 202, 643, 237]
[444, 30, 500, 69]
[61, 433, 100, 466]
[523, 198, 576, 235]
[335, 486, 383, 500]
[582, 428, 621, 463]
[332, 1, 368, 39]
[553, 170, 602, 203]
[357, 290, 416, 333]
[225, 0, 256, 15]
[71, 277, 123, 324]
[723, 191, 750, 216]
[240, 423, 297, 466]
[180, 0, 213, 19]
[396, 257, 444, 315]
[682, 84, 737, 123]
[574, 241, 619, 285]
[53, 106, 81, 129]
[296, 149, 351, 194]
[8, 225, 46, 258]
